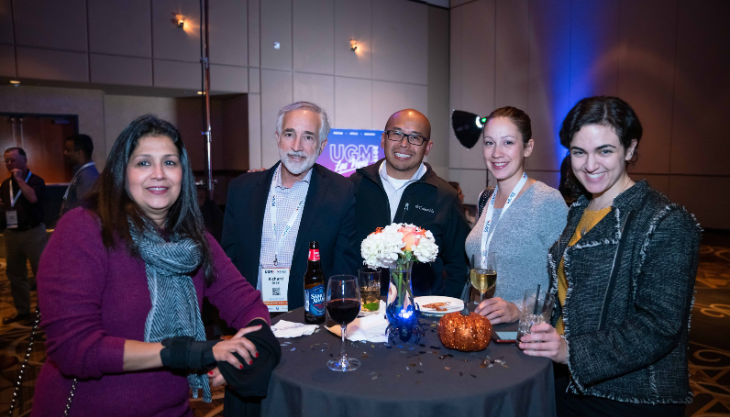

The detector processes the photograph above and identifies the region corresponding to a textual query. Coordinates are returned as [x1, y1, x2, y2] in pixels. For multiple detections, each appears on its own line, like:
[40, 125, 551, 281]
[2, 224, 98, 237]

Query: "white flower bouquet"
[360, 223, 438, 342]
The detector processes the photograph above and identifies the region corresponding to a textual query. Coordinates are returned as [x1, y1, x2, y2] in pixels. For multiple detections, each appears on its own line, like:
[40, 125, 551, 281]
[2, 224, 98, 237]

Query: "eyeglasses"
[385, 130, 429, 146]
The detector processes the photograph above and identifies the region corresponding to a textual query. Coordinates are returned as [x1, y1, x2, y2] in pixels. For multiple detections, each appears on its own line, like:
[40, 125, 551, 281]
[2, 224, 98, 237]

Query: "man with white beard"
[222, 101, 359, 313]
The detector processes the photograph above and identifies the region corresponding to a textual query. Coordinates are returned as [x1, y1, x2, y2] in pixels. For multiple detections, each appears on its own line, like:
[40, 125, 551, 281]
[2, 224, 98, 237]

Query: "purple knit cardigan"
[32, 208, 270, 416]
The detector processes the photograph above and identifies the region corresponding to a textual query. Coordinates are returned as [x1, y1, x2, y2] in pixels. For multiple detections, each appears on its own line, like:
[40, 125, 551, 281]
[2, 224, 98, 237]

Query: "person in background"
[520, 96, 700, 417]
[33, 115, 277, 416]
[222, 101, 359, 314]
[350, 109, 470, 298]
[449, 181, 475, 228]
[466, 106, 568, 324]
[60, 134, 99, 216]
[0, 147, 47, 325]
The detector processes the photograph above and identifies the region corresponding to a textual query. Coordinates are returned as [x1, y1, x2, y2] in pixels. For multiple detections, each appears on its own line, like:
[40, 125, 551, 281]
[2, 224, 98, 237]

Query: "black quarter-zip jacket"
[349, 159, 470, 297]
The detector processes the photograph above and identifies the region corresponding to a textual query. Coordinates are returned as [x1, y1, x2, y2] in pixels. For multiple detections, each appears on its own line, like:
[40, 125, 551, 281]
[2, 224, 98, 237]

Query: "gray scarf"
[130, 220, 211, 402]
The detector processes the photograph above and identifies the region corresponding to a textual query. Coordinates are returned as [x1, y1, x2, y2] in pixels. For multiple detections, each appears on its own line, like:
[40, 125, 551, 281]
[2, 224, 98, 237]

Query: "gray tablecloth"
[261, 309, 556, 417]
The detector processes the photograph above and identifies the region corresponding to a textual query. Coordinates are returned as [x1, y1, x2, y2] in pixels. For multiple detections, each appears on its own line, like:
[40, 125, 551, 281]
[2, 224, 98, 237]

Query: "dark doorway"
[0, 114, 78, 184]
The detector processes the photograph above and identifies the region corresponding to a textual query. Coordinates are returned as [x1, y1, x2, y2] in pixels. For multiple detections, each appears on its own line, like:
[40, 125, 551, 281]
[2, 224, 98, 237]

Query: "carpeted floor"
[0, 231, 728, 416]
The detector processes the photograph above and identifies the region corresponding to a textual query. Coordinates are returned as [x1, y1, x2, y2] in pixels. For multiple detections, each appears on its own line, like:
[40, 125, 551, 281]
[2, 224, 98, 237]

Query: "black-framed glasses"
[385, 130, 429, 146]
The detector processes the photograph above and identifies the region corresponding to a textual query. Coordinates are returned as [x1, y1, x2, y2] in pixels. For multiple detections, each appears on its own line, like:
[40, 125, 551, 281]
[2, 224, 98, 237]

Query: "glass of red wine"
[326, 275, 361, 372]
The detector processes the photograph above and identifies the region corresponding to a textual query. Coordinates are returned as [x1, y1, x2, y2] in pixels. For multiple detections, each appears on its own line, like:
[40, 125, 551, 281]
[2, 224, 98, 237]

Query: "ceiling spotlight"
[177, 18, 185, 28]
[350, 39, 358, 51]
[452, 110, 487, 149]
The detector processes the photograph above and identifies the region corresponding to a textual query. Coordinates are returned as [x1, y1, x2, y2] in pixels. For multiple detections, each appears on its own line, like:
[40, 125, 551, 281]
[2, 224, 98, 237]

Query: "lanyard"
[269, 167, 306, 266]
[9, 171, 32, 208]
[480, 172, 528, 265]
[63, 162, 96, 200]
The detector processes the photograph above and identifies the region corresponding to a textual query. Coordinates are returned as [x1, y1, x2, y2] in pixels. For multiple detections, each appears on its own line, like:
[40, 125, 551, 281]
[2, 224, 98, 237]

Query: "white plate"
[415, 296, 464, 316]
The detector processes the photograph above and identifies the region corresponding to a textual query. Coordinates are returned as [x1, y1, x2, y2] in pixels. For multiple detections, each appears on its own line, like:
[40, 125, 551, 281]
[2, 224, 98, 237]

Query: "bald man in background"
[350, 109, 470, 298]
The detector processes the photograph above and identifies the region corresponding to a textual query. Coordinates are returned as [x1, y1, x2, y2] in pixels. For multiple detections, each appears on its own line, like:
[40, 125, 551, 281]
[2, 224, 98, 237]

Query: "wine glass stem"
[340, 324, 348, 366]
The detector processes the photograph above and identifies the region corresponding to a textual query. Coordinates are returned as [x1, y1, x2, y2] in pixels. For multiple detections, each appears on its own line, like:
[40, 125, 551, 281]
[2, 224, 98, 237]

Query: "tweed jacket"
[548, 180, 700, 404]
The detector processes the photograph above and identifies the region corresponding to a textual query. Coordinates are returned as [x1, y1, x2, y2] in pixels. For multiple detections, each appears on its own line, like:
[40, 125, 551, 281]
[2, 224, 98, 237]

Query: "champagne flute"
[470, 252, 497, 304]
[326, 275, 361, 372]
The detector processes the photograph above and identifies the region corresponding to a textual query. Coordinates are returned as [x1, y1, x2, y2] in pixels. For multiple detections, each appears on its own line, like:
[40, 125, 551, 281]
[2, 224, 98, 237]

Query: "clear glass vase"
[385, 259, 423, 343]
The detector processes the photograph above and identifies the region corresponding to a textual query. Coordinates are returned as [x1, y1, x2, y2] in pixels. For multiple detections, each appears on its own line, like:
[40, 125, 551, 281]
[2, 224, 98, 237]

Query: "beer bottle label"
[308, 249, 320, 262]
[305, 284, 325, 316]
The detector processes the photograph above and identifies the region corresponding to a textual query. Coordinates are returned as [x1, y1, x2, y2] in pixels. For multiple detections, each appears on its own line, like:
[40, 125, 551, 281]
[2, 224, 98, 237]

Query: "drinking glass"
[470, 252, 497, 304]
[326, 275, 361, 372]
[358, 268, 381, 316]
[516, 289, 555, 343]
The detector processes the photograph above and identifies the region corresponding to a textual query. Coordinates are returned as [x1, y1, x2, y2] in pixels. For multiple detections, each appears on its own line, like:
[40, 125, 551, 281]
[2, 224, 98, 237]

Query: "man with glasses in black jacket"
[350, 109, 470, 298]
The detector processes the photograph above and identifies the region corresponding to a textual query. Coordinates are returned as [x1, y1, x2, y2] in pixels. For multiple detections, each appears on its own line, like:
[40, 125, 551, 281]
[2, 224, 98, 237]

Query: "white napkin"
[327, 301, 389, 343]
[271, 320, 319, 338]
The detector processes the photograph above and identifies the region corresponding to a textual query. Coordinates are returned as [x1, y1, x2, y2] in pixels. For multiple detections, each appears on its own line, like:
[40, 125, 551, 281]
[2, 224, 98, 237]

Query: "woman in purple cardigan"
[33, 116, 273, 416]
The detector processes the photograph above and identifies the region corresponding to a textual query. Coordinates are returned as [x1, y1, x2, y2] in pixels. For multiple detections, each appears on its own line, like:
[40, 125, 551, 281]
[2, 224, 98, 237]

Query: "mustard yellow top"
[556, 207, 611, 334]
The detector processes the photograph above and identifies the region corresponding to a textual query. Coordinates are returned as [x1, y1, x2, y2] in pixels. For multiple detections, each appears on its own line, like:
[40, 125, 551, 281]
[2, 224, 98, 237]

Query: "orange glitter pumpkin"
[438, 312, 492, 352]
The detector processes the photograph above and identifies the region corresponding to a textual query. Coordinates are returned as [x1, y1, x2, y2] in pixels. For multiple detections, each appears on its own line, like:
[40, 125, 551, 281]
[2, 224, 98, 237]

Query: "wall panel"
[209, 0, 247, 67]
[210, 64, 248, 93]
[260, 69, 293, 167]
[261, 0, 292, 71]
[617, 0, 677, 175]
[153, 59, 199, 89]
[222, 95, 249, 171]
[13, 0, 87, 51]
[670, 0, 730, 176]
[372, 81, 427, 131]
[248, 93, 262, 169]
[293, 73, 335, 125]
[669, 176, 730, 230]
[16, 47, 88, 82]
[0, 0, 14, 44]
[427, 6, 450, 178]
[293, 0, 334, 75]
[90, 54, 153, 86]
[334, 77, 371, 130]
[152, 0, 200, 62]
[89, 0, 151, 57]
[334, 0, 371, 79]
[248, 0, 261, 67]
[526, 0, 570, 172]
[449, 0, 495, 171]
[495, 0, 529, 110]
[0, 44, 15, 77]
[372, 0, 427, 85]
[249, 67, 261, 93]
[568, 0, 620, 103]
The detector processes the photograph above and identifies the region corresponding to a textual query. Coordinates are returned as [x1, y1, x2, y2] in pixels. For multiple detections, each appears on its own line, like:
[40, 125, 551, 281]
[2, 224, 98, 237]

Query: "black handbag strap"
[7, 307, 77, 417]
[597, 209, 636, 331]
[477, 187, 496, 218]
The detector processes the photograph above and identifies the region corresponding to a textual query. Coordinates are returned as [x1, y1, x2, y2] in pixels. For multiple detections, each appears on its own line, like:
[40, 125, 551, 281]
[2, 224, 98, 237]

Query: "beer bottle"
[304, 241, 326, 324]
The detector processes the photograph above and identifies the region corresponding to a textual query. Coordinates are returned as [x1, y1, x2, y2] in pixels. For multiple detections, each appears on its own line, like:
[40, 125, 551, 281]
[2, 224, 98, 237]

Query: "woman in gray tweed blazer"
[519, 96, 700, 416]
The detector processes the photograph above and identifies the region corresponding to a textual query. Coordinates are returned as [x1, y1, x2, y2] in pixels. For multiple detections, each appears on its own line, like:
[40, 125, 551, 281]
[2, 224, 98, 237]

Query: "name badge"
[261, 267, 290, 313]
[6, 210, 18, 229]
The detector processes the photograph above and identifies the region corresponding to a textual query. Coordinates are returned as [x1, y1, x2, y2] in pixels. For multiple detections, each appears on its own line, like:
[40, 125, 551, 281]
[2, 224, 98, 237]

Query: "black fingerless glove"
[160, 337, 220, 371]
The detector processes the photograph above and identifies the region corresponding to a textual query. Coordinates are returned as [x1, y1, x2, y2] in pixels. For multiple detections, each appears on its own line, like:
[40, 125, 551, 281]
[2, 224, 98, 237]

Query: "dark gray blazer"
[548, 180, 701, 404]
[221, 162, 359, 311]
